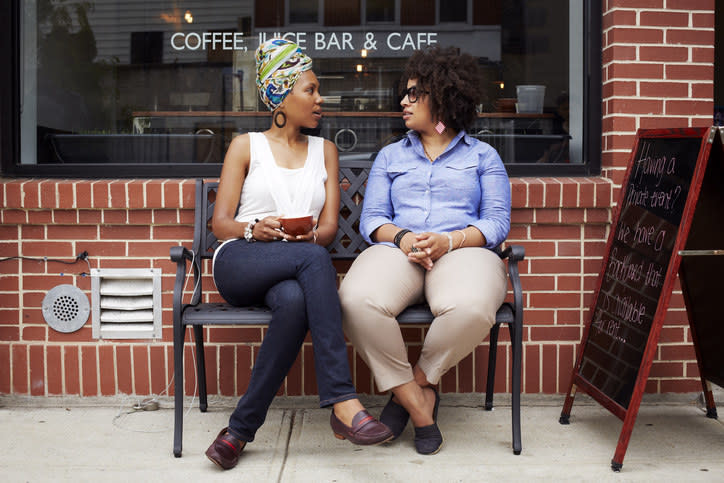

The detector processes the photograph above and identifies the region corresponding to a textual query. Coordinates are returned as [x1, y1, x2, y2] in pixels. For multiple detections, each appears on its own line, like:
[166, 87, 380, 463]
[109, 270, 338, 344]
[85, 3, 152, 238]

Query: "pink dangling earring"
[435, 121, 446, 134]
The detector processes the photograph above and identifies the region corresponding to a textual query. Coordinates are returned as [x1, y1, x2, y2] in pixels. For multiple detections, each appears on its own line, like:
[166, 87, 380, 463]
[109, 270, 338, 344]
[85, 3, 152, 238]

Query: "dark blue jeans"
[213, 239, 358, 442]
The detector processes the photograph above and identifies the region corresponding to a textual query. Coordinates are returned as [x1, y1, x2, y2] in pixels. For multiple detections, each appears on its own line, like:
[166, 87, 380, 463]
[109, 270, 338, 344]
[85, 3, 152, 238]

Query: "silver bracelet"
[446, 232, 453, 253]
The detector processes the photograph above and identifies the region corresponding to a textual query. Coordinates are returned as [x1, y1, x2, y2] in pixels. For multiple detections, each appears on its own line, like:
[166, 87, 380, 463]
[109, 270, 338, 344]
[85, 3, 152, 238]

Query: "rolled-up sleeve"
[360, 149, 394, 244]
[469, 148, 511, 249]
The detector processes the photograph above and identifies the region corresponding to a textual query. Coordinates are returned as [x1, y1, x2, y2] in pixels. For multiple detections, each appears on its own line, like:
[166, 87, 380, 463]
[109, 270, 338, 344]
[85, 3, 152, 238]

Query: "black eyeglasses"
[403, 86, 428, 103]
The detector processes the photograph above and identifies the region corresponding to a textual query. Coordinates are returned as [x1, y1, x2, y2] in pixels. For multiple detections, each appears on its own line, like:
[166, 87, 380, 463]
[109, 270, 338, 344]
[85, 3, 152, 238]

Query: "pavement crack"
[275, 409, 297, 483]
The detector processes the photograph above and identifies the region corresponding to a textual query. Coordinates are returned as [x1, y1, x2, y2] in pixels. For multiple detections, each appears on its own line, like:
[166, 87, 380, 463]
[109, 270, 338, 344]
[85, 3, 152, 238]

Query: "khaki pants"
[339, 244, 507, 392]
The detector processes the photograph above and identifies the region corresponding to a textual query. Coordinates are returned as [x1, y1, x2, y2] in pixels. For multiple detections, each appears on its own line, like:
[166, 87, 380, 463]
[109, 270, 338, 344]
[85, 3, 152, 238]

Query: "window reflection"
[24, 0, 579, 166]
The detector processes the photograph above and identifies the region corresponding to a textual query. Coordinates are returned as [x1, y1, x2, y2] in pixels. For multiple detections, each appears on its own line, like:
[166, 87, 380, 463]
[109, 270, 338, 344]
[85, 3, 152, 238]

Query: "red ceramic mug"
[279, 215, 314, 236]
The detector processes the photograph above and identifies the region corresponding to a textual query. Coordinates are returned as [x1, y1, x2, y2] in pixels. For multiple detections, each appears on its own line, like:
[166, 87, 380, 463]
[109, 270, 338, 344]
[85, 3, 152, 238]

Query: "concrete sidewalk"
[1, 393, 722, 482]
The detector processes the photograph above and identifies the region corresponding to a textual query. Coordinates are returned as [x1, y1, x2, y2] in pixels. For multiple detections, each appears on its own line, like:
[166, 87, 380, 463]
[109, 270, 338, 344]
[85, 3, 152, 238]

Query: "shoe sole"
[333, 432, 395, 446]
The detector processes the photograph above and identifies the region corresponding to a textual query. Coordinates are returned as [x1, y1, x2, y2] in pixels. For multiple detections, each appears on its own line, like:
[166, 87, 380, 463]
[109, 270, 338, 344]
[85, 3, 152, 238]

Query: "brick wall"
[0, 2, 716, 399]
[600, 0, 715, 394]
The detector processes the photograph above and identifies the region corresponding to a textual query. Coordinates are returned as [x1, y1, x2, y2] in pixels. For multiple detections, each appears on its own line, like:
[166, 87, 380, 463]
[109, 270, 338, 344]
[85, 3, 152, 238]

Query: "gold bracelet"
[454, 229, 466, 249]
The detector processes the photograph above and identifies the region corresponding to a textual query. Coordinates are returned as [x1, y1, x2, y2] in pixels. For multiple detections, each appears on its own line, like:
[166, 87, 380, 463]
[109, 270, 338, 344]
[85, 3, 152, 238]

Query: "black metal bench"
[170, 158, 525, 457]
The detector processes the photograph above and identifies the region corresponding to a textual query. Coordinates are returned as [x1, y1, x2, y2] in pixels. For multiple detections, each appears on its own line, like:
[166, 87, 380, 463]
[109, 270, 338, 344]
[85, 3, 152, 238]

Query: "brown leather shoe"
[330, 409, 394, 445]
[205, 427, 246, 470]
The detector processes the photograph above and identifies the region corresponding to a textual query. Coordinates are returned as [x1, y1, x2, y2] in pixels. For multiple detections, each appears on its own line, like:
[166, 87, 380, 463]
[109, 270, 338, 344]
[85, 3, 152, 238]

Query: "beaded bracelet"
[393, 229, 411, 248]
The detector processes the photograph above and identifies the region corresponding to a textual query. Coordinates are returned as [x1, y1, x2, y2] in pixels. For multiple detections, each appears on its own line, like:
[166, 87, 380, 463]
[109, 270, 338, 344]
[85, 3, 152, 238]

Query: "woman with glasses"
[205, 38, 392, 471]
[339, 46, 511, 455]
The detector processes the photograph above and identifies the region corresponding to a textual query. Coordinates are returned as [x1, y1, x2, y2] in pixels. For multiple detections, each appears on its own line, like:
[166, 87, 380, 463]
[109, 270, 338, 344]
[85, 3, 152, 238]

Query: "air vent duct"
[91, 268, 162, 339]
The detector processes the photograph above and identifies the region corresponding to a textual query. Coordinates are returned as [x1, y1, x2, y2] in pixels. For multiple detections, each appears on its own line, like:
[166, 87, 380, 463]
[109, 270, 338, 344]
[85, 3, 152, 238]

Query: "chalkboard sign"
[560, 127, 722, 472]
[578, 135, 701, 409]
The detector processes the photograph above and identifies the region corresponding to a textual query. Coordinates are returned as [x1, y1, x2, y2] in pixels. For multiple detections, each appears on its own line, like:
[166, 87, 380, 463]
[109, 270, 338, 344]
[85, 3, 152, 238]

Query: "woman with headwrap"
[205, 39, 393, 470]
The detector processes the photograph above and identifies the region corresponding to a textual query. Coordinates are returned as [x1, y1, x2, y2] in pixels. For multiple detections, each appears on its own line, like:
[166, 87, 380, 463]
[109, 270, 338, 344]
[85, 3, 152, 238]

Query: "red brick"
[639, 81, 689, 98]
[128, 241, 179, 258]
[29, 345, 45, 396]
[40, 181, 56, 208]
[47, 326, 93, 343]
[666, 64, 713, 81]
[511, 210, 534, 224]
[691, 47, 714, 63]
[99, 225, 151, 240]
[164, 182, 181, 209]
[22, 326, 47, 341]
[660, 379, 702, 393]
[659, 344, 696, 361]
[607, 0, 662, 7]
[529, 225, 580, 240]
[27, 211, 53, 224]
[692, 13, 715, 28]
[21, 241, 74, 258]
[4, 181, 23, 208]
[1, 209, 28, 224]
[128, 209, 153, 225]
[441, 365, 456, 393]
[207, 327, 263, 344]
[57, 182, 74, 209]
[558, 309, 583, 325]
[236, 345, 252, 394]
[152, 226, 194, 241]
[133, 345, 150, 395]
[79, 241, 126, 257]
[458, 353, 473, 393]
[64, 346, 80, 394]
[102, 210, 128, 224]
[530, 326, 581, 342]
[149, 346, 167, 395]
[78, 210, 102, 224]
[691, 83, 713, 99]
[524, 344, 540, 393]
[99, 345, 116, 396]
[109, 181, 128, 209]
[153, 210, 180, 225]
[529, 292, 580, 308]
[12, 345, 28, 394]
[284, 349, 302, 396]
[541, 345, 557, 393]
[0, 296, 20, 312]
[92, 182, 110, 209]
[22, 183, 40, 209]
[146, 181, 164, 207]
[117, 345, 133, 394]
[181, 181, 196, 207]
[665, 0, 712, 10]
[204, 345, 219, 396]
[526, 180, 544, 208]
[639, 116, 691, 129]
[53, 210, 78, 224]
[75, 182, 93, 208]
[0, 345, 12, 393]
[666, 29, 714, 46]
[666, 100, 712, 116]
[46, 225, 99, 241]
[602, 10, 636, 30]
[302, 344, 317, 395]
[608, 27, 663, 45]
[608, 98, 664, 115]
[640, 11, 689, 27]
[558, 345, 576, 391]
[81, 345, 98, 396]
[521, 241, 556, 257]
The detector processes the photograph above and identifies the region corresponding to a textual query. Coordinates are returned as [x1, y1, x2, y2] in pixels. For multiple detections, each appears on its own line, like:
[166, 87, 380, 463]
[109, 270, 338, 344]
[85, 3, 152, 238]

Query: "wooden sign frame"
[559, 126, 722, 471]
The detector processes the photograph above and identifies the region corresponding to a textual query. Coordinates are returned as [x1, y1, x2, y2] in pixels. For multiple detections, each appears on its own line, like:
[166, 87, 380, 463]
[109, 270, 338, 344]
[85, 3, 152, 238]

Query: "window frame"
[0, 0, 601, 178]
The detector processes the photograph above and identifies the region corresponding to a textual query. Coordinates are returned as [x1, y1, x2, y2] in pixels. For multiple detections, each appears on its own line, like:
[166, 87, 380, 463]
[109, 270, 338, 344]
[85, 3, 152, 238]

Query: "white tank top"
[213, 133, 328, 267]
[234, 132, 327, 222]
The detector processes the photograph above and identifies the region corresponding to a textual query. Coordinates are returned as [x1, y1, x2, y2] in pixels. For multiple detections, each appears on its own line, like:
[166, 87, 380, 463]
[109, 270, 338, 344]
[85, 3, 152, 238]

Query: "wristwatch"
[244, 219, 259, 242]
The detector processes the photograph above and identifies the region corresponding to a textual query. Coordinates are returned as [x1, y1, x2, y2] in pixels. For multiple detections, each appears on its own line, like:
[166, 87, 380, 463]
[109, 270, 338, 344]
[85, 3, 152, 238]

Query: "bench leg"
[485, 323, 500, 411]
[173, 323, 186, 457]
[193, 325, 208, 412]
[509, 321, 522, 455]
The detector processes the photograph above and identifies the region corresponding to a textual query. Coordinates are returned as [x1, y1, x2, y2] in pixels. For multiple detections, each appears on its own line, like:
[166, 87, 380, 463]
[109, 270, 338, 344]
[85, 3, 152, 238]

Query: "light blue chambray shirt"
[360, 130, 511, 250]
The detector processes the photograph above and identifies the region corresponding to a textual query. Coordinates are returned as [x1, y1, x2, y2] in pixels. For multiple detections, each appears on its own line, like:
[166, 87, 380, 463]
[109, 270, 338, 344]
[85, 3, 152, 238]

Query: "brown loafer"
[205, 427, 246, 470]
[330, 409, 394, 445]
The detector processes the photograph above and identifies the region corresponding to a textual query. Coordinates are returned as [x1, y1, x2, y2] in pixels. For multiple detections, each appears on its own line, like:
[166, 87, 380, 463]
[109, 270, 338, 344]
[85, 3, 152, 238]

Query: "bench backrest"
[192, 158, 373, 261]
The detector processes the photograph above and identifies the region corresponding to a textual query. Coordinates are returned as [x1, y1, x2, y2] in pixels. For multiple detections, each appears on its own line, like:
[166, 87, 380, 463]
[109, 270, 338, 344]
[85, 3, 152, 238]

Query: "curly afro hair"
[401, 45, 484, 132]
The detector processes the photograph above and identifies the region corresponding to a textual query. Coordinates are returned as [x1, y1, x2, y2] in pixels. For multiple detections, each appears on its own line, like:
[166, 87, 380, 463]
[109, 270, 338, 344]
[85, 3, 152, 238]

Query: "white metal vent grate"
[91, 268, 162, 339]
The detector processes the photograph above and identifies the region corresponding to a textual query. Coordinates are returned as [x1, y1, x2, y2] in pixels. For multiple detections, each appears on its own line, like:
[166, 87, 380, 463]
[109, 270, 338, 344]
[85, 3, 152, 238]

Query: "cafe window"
[1, 0, 601, 177]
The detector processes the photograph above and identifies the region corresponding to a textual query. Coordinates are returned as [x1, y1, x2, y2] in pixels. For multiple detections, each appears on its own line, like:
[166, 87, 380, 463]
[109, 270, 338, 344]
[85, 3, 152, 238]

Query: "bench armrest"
[170, 246, 201, 329]
[500, 244, 525, 327]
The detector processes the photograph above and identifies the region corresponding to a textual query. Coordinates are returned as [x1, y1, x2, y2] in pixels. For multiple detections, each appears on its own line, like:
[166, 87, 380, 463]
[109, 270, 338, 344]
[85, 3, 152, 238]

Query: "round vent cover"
[42, 284, 90, 333]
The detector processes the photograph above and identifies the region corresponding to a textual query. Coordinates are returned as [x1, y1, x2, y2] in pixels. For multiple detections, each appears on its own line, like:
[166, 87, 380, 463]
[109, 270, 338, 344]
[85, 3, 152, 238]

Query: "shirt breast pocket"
[443, 162, 479, 196]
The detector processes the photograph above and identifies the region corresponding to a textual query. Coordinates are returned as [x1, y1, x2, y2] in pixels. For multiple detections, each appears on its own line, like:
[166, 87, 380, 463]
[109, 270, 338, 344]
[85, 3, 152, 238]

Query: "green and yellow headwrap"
[255, 38, 313, 111]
